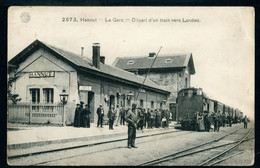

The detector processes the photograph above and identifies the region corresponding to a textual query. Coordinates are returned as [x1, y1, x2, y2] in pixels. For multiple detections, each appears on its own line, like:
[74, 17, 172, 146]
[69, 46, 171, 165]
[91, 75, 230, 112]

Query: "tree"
[8, 76, 22, 104]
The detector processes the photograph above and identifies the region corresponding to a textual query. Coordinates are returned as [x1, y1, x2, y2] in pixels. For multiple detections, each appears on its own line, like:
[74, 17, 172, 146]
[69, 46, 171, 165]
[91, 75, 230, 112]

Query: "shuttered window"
[30, 88, 40, 104]
[43, 88, 54, 104]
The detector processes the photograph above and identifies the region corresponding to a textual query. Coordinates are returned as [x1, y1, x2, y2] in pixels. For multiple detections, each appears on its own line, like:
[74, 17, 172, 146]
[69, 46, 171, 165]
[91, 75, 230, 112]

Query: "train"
[176, 87, 243, 131]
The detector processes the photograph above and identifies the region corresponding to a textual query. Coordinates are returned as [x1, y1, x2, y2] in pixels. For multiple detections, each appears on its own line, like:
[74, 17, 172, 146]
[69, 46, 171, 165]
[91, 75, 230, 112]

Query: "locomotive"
[176, 87, 243, 131]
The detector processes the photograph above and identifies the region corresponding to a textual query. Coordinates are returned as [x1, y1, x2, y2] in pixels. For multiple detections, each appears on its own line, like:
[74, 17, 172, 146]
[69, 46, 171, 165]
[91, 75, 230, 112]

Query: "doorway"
[88, 92, 95, 123]
[170, 103, 177, 121]
[110, 95, 115, 108]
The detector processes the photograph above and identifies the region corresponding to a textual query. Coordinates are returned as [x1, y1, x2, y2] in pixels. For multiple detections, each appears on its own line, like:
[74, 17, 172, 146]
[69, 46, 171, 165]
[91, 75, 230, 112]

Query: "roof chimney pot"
[81, 47, 84, 56]
[92, 43, 100, 69]
[149, 52, 156, 57]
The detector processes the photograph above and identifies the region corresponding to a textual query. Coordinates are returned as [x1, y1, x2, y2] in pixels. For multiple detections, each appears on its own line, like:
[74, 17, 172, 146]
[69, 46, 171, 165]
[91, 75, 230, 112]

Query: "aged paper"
[7, 7, 254, 166]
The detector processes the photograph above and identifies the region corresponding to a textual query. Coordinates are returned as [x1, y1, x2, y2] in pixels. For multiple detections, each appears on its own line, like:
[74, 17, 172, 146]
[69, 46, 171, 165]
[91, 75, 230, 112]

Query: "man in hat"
[120, 107, 126, 125]
[108, 105, 116, 130]
[82, 104, 91, 128]
[125, 103, 139, 149]
[243, 115, 248, 129]
[97, 104, 104, 128]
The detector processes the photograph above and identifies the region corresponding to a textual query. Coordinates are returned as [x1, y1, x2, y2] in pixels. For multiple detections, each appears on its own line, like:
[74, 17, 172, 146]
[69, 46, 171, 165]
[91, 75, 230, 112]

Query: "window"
[188, 90, 193, 97]
[197, 90, 202, 95]
[193, 90, 197, 96]
[30, 88, 40, 104]
[160, 103, 163, 109]
[127, 60, 135, 65]
[43, 88, 54, 103]
[165, 58, 173, 63]
[151, 101, 154, 109]
[184, 91, 188, 96]
[140, 99, 144, 107]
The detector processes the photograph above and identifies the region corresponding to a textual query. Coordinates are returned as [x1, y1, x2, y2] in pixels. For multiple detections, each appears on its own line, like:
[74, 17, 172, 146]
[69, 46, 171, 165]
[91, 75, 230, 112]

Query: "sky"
[8, 7, 254, 119]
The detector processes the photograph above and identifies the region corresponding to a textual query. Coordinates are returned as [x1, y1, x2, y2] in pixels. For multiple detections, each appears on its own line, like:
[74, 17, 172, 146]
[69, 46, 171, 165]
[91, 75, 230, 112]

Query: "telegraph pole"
[135, 46, 162, 102]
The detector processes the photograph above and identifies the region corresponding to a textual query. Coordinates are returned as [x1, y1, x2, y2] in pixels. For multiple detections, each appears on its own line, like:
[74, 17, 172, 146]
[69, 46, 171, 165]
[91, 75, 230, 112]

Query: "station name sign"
[29, 71, 55, 78]
[79, 86, 92, 91]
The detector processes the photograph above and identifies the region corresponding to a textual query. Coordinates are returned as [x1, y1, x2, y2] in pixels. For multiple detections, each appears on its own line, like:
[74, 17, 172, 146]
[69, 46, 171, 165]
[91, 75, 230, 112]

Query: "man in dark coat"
[227, 113, 232, 127]
[82, 104, 91, 128]
[150, 109, 155, 129]
[79, 101, 85, 127]
[137, 108, 144, 131]
[125, 103, 139, 149]
[155, 109, 160, 128]
[97, 104, 104, 128]
[213, 110, 220, 132]
[243, 115, 248, 129]
[146, 108, 151, 128]
[74, 104, 81, 127]
[108, 105, 116, 130]
[221, 112, 227, 127]
[120, 108, 126, 125]
[143, 108, 148, 128]
[204, 111, 211, 132]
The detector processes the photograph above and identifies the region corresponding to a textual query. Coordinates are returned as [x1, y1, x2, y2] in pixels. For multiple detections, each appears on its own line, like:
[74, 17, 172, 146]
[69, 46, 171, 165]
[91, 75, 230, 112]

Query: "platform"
[7, 122, 178, 150]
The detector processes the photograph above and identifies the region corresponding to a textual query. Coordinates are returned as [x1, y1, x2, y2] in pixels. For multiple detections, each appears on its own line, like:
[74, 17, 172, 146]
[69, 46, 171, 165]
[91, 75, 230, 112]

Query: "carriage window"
[30, 88, 40, 104]
[43, 88, 54, 103]
[193, 91, 197, 95]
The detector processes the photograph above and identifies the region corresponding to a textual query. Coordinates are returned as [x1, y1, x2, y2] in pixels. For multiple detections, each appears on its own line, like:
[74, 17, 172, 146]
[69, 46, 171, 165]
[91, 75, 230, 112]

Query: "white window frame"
[127, 60, 135, 65]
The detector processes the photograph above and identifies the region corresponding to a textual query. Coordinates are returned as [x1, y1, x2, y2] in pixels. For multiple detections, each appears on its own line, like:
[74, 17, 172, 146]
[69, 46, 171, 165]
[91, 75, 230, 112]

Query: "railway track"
[137, 127, 254, 166]
[8, 129, 196, 165]
[199, 127, 254, 166]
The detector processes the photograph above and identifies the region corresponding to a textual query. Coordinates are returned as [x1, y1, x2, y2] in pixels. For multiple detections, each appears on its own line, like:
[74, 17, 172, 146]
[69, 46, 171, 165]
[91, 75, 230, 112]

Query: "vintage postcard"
[7, 7, 254, 166]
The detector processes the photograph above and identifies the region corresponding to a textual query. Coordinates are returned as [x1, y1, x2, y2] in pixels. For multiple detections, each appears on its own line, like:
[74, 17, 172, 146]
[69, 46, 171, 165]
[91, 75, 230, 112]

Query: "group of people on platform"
[124, 103, 172, 149]
[101, 105, 172, 131]
[73, 101, 91, 128]
[194, 110, 247, 132]
[74, 102, 172, 131]
[73, 102, 172, 149]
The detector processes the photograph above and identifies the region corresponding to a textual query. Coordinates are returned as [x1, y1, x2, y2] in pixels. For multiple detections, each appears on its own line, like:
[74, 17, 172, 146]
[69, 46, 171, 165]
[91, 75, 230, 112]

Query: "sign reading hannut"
[29, 71, 55, 78]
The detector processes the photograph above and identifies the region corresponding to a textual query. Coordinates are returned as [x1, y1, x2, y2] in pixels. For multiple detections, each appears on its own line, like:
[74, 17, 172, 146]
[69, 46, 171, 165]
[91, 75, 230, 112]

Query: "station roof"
[9, 40, 170, 94]
[113, 53, 195, 74]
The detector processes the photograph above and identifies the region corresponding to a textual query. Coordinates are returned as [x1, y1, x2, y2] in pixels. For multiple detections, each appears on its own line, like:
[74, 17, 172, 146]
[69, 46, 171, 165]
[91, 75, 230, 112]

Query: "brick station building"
[8, 40, 170, 125]
[113, 52, 196, 121]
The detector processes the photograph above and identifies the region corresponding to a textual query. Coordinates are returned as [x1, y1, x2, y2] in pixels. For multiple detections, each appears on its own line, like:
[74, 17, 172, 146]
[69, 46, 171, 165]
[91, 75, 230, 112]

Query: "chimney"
[149, 52, 156, 57]
[81, 47, 84, 56]
[100, 56, 105, 64]
[92, 43, 100, 69]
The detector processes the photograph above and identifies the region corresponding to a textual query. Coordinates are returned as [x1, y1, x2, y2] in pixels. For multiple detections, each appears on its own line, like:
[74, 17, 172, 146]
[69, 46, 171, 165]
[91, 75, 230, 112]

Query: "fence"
[8, 103, 65, 126]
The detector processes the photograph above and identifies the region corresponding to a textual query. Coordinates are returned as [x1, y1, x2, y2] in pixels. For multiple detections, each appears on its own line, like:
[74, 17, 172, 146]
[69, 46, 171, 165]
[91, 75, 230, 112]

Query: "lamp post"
[59, 89, 69, 105]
